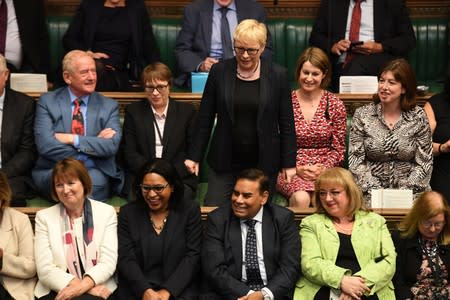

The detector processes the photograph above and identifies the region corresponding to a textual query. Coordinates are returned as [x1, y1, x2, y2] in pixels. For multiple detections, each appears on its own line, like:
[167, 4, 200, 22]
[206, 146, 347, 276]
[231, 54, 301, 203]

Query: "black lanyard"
[153, 117, 163, 145]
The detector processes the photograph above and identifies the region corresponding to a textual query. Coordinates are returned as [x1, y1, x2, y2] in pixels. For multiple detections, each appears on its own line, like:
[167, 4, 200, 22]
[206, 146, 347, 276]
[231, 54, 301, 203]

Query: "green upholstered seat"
[409, 18, 448, 92]
[151, 18, 183, 76]
[46, 16, 448, 92]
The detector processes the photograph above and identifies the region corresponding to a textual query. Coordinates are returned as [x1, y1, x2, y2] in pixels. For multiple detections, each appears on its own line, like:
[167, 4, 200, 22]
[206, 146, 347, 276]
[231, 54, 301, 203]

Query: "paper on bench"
[10, 73, 48, 93]
[339, 76, 378, 94]
[371, 188, 413, 208]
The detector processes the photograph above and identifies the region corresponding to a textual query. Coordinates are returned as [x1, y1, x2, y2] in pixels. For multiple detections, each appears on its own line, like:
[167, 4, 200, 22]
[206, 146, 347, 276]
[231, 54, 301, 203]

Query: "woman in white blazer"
[0, 171, 36, 300]
[34, 158, 117, 300]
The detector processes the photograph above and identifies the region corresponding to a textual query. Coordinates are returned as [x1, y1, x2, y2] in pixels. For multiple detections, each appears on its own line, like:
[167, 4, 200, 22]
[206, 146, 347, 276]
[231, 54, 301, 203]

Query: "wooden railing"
[27, 91, 433, 117]
[17, 206, 408, 230]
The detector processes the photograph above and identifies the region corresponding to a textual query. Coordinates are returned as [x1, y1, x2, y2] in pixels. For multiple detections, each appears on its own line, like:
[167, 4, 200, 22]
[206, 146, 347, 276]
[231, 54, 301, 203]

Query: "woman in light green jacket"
[294, 167, 396, 300]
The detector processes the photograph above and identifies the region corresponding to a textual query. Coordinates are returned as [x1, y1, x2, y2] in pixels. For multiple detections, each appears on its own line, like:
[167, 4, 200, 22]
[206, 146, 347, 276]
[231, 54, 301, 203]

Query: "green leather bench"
[48, 16, 448, 91]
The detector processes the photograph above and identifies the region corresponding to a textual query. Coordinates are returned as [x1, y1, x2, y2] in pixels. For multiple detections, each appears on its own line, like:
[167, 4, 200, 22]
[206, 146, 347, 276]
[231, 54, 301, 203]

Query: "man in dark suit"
[309, 0, 416, 91]
[121, 62, 197, 200]
[0, 54, 36, 206]
[3, 0, 50, 76]
[32, 50, 123, 201]
[201, 169, 301, 300]
[174, 0, 272, 88]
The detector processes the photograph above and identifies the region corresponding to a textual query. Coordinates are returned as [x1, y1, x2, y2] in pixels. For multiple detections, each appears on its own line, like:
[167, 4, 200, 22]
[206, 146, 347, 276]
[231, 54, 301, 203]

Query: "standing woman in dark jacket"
[184, 19, 296, 206]
[393, 191, 450, 299]
[63, 0, 160, 91]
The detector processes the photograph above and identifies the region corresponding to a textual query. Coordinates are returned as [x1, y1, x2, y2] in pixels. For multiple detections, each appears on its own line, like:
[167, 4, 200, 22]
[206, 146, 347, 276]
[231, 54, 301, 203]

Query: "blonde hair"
[233, 19, 267, 48]
[314, 167, 369, 218]
[62, 50, 94, 74]
[398, 191, 450, 245]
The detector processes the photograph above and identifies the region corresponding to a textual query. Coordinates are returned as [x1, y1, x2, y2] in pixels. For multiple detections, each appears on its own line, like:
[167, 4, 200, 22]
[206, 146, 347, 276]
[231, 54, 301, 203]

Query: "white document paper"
[339, 76, 378, 93]
[10, 73, 48, 93]
[371, 189, 413, 208]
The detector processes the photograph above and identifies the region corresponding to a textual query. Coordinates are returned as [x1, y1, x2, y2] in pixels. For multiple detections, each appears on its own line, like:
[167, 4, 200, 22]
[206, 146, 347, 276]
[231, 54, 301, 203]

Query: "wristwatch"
[261, 289, 271, 300]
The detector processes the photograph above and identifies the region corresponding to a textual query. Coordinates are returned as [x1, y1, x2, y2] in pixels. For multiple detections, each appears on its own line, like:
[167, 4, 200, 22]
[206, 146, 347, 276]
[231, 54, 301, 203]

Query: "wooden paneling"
[46, 0, 450, 18]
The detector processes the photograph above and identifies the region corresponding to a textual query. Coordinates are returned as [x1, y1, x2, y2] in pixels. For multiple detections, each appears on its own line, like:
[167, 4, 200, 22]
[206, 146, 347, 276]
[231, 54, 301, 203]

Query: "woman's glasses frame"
[140, 183, 169, 194]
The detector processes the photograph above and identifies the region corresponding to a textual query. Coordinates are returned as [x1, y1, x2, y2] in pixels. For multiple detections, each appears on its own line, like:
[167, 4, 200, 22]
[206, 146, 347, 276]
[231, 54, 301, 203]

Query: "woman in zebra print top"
[348, 58, 433, 207]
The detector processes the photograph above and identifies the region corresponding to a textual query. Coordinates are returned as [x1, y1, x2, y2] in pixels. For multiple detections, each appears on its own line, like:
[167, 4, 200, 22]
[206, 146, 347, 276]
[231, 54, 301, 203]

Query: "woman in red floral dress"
[276, 47, 346, 207]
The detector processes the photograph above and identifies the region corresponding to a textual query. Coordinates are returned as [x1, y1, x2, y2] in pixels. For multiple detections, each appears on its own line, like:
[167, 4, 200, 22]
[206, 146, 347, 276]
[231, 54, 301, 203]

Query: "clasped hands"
[339, 275, 371, 300]
[141, 288, 170, 300]
[237, 291, 264, 300]
[331, 40, 383, 56]
[296, 163, 325, 181]
[55, 277, 111, 300]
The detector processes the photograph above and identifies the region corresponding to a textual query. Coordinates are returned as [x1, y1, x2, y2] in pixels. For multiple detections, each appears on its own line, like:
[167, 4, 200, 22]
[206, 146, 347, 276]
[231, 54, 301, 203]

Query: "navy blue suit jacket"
[174, 0, 272, 87]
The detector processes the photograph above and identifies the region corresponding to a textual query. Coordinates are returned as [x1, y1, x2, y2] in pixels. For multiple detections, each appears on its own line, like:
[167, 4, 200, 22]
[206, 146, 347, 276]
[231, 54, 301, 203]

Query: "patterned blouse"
[348, 102, 433, 206]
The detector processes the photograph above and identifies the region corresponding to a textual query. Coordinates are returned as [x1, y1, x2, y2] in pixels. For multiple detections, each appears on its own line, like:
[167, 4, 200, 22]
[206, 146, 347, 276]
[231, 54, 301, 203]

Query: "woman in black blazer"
[117, 158, 201, 300]
[185, 19, 296, 206]
[392, 191, 450, 299]
[63, 0, 160, 91]
[121, 62, 197, 201]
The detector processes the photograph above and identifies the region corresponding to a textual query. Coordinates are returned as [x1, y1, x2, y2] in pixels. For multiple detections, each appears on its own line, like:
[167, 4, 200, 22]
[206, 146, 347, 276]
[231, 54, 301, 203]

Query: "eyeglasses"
[234, 47, 260, 56]
[319, 190, 344, 198]
[421, 220, 445, 229]
[140, 183, 169, 194]
[144, 84, 168, 93]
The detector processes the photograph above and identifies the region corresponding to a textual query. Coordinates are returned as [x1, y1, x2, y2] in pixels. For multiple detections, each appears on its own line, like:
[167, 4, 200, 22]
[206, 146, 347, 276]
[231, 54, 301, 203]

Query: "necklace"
[297, 90, 321, 108]
[332, 220, 353, 234]
[236, 60, 260, 79]
[150, 213, 168, 232]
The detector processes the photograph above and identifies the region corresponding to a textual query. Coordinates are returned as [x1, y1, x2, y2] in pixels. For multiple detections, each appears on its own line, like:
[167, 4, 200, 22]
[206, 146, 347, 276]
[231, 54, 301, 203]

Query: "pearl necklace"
[236, 60, 260, 79]
[332, 220, 353, 234]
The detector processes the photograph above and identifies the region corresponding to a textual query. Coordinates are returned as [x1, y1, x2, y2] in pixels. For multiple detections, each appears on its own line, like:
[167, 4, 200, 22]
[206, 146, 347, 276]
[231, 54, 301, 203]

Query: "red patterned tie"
[0, 0, 7, 55]
[72, 99, 85, 135]
[344, 0, 362, 66]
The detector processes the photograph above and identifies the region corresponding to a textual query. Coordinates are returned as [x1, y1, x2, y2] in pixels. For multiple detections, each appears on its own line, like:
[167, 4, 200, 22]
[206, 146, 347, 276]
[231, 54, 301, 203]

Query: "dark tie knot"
[219, 6, 229, 16]
[245, 219, 257, 228]
[354, 0, 362, 4]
